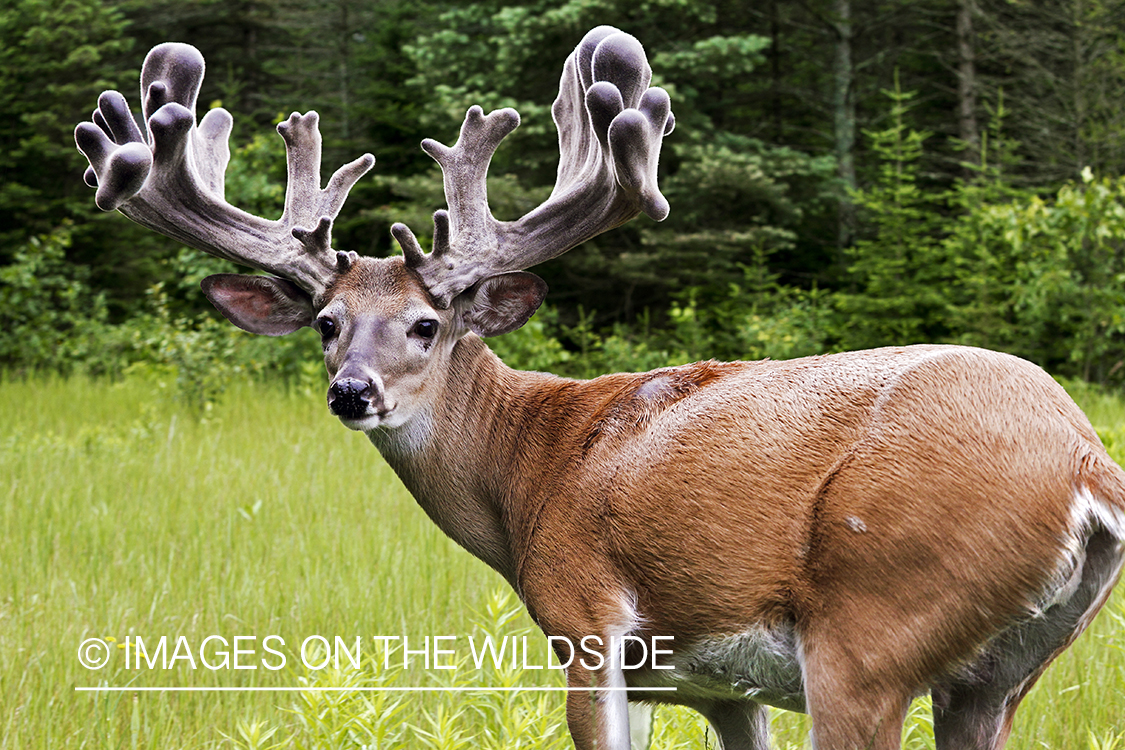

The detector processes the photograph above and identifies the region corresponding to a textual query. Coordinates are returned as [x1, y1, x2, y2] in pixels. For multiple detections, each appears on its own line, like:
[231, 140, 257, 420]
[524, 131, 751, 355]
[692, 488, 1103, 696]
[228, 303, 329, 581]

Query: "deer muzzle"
[327, 376, 384, 421]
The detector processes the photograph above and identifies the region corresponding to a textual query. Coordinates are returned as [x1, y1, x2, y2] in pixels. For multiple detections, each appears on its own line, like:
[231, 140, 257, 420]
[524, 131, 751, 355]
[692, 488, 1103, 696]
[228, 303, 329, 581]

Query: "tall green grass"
[1, 374, 1122, 748]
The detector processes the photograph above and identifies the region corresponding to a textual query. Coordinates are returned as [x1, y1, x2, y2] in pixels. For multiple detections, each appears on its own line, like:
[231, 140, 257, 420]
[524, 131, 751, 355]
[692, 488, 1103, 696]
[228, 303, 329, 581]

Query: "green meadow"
[2, 374, 1123, 749]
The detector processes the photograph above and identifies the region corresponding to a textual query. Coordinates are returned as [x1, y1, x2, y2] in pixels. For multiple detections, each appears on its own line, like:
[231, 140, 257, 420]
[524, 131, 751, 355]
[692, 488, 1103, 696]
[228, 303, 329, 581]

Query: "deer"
[75, 26, 1125, 750]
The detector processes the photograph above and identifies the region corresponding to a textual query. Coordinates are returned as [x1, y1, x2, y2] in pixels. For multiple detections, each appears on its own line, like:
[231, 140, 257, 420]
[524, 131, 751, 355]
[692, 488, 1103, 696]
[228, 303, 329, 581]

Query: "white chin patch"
[339, 413, 384, 432]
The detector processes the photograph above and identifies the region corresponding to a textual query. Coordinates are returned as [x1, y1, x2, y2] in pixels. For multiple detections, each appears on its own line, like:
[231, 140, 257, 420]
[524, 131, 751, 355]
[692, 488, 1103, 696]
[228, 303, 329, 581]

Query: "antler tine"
[75, 42, 375, 298]
[419, 106, 521, 263]
[402, 26, 674, 307]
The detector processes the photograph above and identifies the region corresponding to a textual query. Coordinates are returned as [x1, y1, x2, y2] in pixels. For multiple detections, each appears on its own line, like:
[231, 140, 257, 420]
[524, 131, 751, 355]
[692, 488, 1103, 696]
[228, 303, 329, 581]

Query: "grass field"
[2, 373, 1123, 748]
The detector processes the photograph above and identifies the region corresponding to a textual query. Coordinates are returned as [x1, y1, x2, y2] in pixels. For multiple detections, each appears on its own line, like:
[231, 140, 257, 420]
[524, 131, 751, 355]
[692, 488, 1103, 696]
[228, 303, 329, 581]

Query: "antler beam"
[397, 26, 675, 307]
[75, 43, 375, 298]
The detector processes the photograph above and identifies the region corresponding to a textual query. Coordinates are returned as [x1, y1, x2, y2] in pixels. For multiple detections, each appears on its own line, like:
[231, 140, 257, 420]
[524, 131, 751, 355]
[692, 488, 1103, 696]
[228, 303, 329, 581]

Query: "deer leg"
[628, 703, 653, 750]
[564, 688, 596, 750]
[800, 636, 910, 750]
[934, 526, 1124, 750]
[805, 694, 908, 750]
[565, 678, 631, 750]
[931, 683, 1014, 750]
[807, 698, 908, 750]
[565, 639, 633, 750]
[700, 700, 771, 750]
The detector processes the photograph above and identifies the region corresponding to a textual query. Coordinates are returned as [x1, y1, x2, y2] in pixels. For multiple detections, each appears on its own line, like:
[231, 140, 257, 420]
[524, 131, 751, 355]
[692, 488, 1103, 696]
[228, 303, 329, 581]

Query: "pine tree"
[0, 0, 132, 256]
[834, 74, 950, 350]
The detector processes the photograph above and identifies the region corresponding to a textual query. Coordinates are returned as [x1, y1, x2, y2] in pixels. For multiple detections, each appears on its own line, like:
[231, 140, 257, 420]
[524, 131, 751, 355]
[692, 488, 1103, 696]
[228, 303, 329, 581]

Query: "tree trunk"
[770, 0, 783, 142]
[957, 0, 980, 168]
[340, 2, 351, 141]
[832, 0, 856, 252]
[1072, 0, 1087, 171]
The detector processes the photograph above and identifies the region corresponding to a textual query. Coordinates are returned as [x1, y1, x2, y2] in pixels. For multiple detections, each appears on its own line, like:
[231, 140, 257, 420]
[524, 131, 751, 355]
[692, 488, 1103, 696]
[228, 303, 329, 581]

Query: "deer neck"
[365, 335, 580, 589]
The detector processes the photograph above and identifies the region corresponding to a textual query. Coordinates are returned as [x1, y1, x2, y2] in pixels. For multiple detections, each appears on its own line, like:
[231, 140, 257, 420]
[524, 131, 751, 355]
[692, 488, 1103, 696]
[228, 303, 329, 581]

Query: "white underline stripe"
[74, 686, 678, 693]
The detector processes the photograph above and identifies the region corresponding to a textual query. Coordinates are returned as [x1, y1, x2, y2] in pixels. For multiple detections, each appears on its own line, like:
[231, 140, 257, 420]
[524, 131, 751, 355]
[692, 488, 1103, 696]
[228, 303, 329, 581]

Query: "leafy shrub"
[946, 170, 1125, 383]
[124, 284, 325, 413]
[486, 305, 571, 374]
[489, 271, 830, 380]
[0, 223, 111, 375]
[0, 224, 323, 410]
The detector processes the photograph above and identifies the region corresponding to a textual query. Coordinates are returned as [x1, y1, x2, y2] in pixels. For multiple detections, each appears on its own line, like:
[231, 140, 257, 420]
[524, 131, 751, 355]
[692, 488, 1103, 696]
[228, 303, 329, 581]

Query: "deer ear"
[457, 272, 548, 337]
[201, 273, 314, 336]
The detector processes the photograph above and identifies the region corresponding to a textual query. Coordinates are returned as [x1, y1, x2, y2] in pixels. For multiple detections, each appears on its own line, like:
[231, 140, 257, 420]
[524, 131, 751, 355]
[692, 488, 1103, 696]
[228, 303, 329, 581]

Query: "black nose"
[328, 377, 375, 420]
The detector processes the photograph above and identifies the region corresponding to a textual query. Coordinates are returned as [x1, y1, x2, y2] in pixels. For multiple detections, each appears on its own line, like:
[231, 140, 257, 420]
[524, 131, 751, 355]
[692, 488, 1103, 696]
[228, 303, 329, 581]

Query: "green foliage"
[559, 307, 681, 378]
[123, 287, 326, 413]
[943, 91, 1030, 349]
[403, 0, 839, 321]
[220, 719, 285, 750]
[0, 224, 110, 374]
[653, 34, 769, 82]
[0, 0, 186, 319]
[487, 305, 572, 374]
[366, 170, 552, 261]
[639, 138, 836, 299]
[8, 0, 1125, 393]
[488, 258, 829, 379]
[834, 75, 950, 351]
[8, 3, 1125, 746]
[0, 0, 132, 252]
[0, 223, 323, 409]
[627, 256, 829, 369]
[127, 284, 245, 413]
[218, 588, 572, 750]
[0, 112, 322, 405]
[223, 124, 288, 221]
[980, 0, 1125, 183]
[947, 170, 1125, 383]
[716, 284, 830, 363]
[490, 304, 668, 378]
[819, 78, 1125, 385]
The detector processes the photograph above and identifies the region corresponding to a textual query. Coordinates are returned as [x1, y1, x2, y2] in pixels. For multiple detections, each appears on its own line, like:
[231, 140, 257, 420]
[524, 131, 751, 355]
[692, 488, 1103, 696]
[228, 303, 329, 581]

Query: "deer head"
[75, 27, 674, 431]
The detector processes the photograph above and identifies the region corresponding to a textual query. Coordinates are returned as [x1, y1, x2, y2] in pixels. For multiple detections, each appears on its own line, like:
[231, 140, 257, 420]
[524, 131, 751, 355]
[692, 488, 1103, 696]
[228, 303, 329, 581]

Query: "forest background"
[5, 0, 1125, 398]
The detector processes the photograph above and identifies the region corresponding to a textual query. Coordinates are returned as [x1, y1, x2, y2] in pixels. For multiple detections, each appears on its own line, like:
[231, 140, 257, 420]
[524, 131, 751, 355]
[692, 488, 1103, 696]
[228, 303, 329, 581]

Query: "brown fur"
[581, 361, 735, 456]
[319, 259, 1125, 749]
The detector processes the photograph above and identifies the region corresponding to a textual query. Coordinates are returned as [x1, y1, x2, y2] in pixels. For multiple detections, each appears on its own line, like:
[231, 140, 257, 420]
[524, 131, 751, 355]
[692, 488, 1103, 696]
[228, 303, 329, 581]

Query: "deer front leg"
[565, 645, 633, 750]
[628, 703, 654, 749]
[522, 543, 645, 747]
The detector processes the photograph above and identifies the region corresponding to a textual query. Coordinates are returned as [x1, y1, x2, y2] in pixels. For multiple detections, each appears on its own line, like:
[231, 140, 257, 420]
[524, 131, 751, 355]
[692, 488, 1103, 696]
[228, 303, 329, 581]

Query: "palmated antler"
[75, 43, 375, 298]
[394, 26, 674, 307]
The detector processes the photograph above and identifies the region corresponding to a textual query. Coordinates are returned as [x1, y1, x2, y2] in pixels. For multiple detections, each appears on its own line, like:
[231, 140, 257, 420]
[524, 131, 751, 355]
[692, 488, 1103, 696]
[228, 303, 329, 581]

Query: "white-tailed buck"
[76, 27, 1124, 750]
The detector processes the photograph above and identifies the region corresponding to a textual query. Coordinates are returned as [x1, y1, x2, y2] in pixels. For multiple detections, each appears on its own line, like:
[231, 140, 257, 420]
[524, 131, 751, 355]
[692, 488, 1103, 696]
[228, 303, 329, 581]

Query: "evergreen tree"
[0, 0, 132, 256]
[834, 76, 950, 350]
[976, 0, 1125, 181]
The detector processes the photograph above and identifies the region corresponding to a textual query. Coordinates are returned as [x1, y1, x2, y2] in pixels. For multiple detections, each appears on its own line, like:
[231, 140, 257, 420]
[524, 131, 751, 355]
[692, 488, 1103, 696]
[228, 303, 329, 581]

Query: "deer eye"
[411, 319, 438, 340]
[316, 317, 337, 340]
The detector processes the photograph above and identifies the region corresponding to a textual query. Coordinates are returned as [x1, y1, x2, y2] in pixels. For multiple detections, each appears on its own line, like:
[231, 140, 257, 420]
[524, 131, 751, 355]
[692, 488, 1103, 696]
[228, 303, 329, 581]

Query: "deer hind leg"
[804, 689, 909, 750]
[799, 632, 912, 750]
[933, 524, 1124, 750]
[931, 682, 1013, 750]
[699, 700, 771, 750]
[931, 655, 1040, 750]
